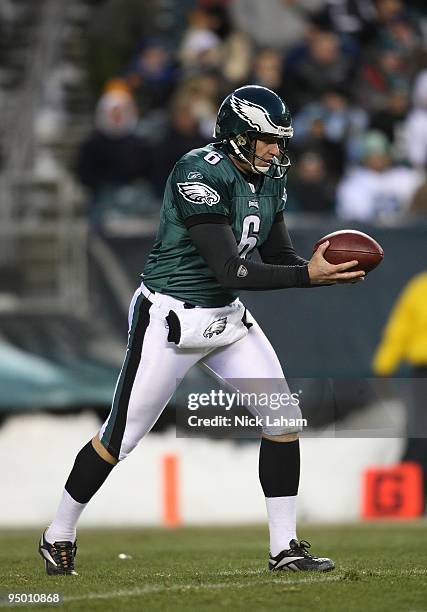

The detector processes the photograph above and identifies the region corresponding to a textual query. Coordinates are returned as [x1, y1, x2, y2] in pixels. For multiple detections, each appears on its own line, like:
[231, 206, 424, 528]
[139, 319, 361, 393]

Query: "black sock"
[259, 438, 300, 497]
[65, 441, 115, 503]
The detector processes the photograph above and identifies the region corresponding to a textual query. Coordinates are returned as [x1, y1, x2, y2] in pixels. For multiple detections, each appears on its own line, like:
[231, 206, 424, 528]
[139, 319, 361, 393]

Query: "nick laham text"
[187, 415, 307, 428]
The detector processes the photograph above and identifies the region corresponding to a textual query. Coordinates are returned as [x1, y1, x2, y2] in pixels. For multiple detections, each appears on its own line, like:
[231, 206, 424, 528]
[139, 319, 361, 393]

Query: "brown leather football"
[313, 230, 384, 273]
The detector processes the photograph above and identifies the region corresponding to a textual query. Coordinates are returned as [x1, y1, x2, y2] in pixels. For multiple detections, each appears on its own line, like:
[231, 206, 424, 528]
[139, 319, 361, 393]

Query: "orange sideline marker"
[362, 462, 424, 519]
[162, 454, 181, 527]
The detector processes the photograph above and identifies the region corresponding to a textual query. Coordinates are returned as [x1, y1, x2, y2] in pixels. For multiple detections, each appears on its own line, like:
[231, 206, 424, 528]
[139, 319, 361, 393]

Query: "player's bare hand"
[308, 241, 366, 285]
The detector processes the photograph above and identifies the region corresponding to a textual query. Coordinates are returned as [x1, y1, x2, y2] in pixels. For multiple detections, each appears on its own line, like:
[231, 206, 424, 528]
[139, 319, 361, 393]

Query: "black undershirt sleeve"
[185, 214, 311, 290]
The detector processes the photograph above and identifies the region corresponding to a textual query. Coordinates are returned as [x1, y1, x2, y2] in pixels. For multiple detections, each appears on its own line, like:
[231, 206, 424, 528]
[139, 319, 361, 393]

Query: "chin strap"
[254, 164, 271, 174]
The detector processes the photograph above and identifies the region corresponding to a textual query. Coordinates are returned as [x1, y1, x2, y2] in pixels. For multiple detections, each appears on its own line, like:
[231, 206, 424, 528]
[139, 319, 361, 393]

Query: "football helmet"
[214, 85, 293, 179]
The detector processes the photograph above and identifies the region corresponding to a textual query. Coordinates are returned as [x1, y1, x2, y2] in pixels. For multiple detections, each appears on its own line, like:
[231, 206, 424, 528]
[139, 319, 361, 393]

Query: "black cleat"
[38, 530, 78, 575]
[269, 539, 335, 572]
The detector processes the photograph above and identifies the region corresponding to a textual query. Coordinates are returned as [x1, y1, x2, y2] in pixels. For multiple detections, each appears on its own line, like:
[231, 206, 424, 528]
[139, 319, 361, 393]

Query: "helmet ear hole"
[236, 134, 247, 146]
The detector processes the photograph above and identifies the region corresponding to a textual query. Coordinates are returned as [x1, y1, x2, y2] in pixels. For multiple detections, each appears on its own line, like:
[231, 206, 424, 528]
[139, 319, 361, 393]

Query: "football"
[313, 230, 384, 273]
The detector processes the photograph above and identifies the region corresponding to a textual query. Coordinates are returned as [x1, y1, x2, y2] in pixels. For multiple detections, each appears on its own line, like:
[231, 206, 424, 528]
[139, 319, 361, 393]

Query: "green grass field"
[0, 523, 426, 612]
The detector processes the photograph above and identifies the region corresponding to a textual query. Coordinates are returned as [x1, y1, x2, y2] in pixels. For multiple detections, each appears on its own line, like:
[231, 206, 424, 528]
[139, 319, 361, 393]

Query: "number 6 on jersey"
[237, 215, 260, 259]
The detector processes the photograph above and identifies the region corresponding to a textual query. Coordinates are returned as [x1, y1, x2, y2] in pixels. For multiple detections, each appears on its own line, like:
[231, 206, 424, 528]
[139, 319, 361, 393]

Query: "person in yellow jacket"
[373, 272, 427, 375]
[373, 271, 427, 507]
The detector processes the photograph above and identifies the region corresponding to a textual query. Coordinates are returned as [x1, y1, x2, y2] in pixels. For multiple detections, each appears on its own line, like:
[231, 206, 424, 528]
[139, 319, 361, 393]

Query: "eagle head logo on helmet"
[214, 85, 293, 179]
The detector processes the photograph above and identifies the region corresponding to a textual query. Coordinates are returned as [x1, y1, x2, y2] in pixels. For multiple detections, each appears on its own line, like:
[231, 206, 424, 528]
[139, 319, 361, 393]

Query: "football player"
[39, 85, 364, 575]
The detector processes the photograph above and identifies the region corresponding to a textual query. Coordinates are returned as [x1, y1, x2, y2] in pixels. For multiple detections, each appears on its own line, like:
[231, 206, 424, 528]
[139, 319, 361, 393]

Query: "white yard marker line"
[63, 575, 340, 603]
[60, 567, 427, 604]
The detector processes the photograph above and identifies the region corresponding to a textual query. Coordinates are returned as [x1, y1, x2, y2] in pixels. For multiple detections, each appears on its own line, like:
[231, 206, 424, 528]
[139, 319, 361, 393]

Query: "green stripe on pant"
[101, 294, 151, 458]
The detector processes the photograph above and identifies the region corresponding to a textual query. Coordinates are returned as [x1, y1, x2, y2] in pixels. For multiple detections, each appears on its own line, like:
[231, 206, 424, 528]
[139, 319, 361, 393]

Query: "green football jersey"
[143, 143, 288, 307]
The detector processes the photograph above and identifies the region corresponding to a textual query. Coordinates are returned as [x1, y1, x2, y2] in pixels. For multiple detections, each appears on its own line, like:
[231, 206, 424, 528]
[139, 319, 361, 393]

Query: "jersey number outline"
[203, 151, 223, 165]
[237, 215, 260, 259]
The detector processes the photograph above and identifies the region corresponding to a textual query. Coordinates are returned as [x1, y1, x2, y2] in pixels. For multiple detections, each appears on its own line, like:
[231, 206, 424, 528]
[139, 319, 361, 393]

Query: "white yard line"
[60, 567, 427, 604]
[63, 576, 340, 603]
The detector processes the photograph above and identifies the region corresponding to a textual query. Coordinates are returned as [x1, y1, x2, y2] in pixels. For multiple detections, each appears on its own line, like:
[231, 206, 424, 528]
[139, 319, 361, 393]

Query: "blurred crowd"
[75, 0, 427, 225]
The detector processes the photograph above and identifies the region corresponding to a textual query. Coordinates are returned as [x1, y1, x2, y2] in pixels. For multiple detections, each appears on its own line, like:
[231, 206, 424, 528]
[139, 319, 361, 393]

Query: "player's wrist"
[307, 261, 321, 283]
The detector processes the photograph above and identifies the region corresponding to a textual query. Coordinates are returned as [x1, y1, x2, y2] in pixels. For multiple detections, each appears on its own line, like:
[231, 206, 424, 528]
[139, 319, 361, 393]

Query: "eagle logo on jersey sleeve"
[230, 96, 293, 138]
[203, 317, 227, 338]
[177, 182, 220, 206]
